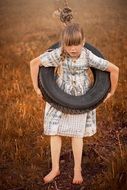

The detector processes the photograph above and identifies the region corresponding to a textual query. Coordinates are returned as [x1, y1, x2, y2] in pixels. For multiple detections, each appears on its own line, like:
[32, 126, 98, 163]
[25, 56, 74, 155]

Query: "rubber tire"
[38, 42, 111, 114]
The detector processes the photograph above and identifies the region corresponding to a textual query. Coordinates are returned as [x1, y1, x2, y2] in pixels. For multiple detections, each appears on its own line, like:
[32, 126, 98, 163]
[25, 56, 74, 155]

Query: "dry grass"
[0, 0, 127, 189]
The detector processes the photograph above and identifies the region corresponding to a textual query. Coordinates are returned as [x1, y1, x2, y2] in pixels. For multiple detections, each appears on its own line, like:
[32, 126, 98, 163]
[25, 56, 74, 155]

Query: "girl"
[30, 23, 119, 184]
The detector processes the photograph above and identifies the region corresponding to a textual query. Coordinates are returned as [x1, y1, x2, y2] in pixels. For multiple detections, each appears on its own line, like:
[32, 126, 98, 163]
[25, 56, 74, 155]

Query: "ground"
[0, 0, 127, 189]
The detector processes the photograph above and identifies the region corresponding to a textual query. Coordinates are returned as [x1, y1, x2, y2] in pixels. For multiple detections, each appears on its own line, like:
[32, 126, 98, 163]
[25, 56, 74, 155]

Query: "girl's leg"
[71, 137, 84, 184]
[43, 135, 62, 183]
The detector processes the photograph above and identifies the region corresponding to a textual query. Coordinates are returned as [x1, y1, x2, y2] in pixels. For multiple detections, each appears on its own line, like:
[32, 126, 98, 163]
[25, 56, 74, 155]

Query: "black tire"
[38, 42, 111, 114]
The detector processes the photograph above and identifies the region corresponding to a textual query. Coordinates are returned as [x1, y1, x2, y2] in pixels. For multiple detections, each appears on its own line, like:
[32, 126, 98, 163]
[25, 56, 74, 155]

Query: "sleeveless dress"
[39, 47, 109, 138]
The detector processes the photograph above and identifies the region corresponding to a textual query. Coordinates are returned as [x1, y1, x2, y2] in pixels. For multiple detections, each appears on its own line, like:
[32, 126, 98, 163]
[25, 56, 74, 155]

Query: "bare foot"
[43, 169, 60, 184]
[72, 169, 83, 184]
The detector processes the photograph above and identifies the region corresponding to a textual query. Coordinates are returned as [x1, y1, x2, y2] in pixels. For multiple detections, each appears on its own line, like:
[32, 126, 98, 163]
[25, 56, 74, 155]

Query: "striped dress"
[39, 47, 109, 138]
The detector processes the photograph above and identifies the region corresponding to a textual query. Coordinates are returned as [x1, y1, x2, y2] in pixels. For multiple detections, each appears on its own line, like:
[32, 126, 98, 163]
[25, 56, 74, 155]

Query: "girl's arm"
[103, 61, 119, 102]
[86, 49, 119, 102]
[30, 48, 61, 97]
[30, 57, 42, 97]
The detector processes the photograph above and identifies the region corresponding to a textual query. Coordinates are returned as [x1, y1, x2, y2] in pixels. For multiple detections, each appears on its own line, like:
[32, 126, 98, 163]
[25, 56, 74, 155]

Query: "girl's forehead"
[62, 34, 83, 46]
[63, 39, 83, 46]
[64, 43, 82, 47]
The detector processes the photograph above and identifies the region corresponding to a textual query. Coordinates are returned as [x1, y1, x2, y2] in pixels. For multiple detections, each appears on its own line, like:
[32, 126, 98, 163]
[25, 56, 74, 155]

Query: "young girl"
[30, 23, 119, 184]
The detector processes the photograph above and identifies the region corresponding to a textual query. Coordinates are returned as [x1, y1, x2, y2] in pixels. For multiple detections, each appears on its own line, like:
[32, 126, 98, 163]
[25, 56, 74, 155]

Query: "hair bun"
[60, 7, 73, 24]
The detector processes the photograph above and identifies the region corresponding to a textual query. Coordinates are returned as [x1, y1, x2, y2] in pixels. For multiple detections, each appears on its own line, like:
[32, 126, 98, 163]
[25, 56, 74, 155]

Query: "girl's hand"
[103, 92, 113, 103]
[34, 87, 43, 99]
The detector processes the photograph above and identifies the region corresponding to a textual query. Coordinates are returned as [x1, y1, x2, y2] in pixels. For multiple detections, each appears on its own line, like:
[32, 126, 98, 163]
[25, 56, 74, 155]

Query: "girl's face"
[64, 42, 84, 59]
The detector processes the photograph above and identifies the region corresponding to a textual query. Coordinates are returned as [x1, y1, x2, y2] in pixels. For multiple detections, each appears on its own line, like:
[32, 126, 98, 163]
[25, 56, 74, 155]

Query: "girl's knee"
[50, 135, 62, 140]
[71, 137, 83, 141]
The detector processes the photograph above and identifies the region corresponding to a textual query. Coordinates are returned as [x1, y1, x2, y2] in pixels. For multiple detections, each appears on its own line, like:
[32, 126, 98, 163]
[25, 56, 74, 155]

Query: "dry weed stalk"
[115, 130, 124, 160]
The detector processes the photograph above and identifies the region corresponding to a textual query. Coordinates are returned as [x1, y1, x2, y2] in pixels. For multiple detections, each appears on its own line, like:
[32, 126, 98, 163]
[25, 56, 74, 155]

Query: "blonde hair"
[60, 23, 85, 61]
[55, 23, 85, 76]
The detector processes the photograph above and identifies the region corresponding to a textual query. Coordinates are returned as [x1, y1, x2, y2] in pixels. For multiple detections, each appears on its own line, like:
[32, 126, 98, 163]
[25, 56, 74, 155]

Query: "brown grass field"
[0, 0, 127, 189]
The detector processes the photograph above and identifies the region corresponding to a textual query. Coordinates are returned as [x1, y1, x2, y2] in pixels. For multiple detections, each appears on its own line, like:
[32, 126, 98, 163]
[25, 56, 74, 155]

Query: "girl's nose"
[70, 46, 76, 51]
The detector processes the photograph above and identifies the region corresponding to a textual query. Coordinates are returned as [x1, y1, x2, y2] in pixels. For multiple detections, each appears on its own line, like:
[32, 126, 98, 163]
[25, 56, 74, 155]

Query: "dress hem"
[43, 131, 96, 138]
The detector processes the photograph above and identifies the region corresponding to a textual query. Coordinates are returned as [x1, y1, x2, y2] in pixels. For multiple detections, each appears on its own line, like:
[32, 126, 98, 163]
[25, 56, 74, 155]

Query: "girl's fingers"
[103, 93, 112, 102]
[38, 92, 44, 99]
[33, 87, 44, 99]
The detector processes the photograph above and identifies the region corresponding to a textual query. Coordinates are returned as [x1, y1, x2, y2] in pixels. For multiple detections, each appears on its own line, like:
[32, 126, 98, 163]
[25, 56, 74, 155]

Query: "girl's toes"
[43, 170, 60, 184]
[72, 176, 83, 184]
[72, 178, 83, 184]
